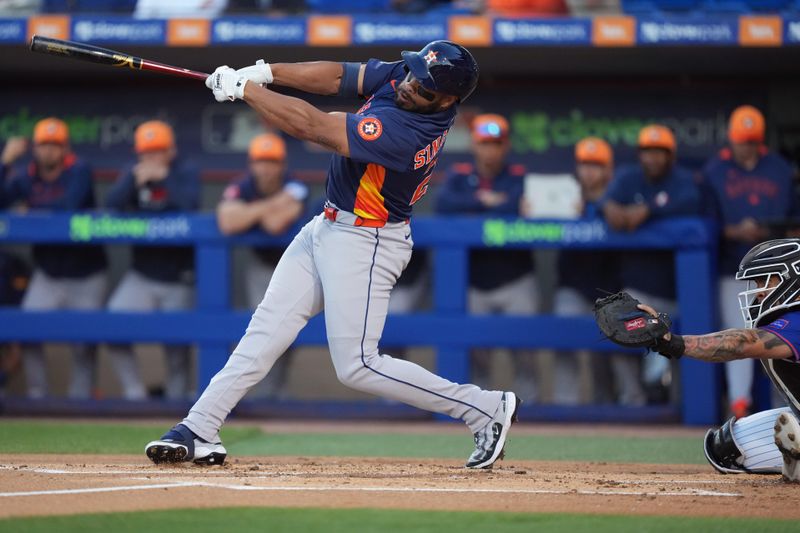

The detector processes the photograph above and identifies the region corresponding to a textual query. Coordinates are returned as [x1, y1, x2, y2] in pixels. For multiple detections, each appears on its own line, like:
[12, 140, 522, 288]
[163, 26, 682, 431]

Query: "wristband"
[656, 334, 685, 359]
[255, 59, 273, 84]
[338, 62, 361, 98]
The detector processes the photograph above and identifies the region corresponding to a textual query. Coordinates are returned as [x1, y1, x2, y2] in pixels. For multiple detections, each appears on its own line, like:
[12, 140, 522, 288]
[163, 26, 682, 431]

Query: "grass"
[0, 420, 705, 464]
[0, 421, 262, 455]
[0, 507, 796, 533]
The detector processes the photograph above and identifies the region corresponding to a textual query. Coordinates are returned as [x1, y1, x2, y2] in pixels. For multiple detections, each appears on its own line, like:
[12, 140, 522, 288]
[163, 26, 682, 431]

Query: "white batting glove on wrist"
[205, 65, 248, 102]
[235, 59, 273, 86]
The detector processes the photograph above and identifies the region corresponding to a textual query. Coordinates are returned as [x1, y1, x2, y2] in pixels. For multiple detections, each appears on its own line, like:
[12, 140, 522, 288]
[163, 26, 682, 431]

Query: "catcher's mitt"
[593, 291, 672, 349]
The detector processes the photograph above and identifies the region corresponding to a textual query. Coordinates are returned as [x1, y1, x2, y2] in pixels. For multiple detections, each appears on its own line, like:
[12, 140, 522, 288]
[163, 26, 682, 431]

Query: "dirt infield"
[2, 453, 798, 520]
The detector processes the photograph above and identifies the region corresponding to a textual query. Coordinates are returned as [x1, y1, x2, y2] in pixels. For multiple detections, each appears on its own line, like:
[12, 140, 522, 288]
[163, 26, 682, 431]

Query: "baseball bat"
[29, 35, 209, 81]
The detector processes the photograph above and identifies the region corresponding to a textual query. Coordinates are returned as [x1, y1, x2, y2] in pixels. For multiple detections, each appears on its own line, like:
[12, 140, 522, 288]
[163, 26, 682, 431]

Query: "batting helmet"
[401, 40, 479, 102]
[736, 238, 800, 328]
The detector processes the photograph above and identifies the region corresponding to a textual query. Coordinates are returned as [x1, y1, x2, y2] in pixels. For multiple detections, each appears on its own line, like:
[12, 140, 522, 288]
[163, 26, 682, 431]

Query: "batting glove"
[205, 65, 248, 102]
[235, 59, 273, 86]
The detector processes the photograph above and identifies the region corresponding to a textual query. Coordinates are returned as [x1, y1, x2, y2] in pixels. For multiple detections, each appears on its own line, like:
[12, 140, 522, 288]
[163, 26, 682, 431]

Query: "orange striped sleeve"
[353, 163, 389, 221]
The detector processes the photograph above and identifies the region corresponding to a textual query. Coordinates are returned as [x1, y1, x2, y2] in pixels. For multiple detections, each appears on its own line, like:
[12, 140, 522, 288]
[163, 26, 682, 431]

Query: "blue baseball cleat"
[145, 423, 227, 465]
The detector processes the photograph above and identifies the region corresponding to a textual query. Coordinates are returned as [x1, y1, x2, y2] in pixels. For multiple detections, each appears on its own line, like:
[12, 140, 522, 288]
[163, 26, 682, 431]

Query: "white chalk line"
[193, 483, 742, 498]
[0, 482, 202, 497]
[0, 481, 741, 499]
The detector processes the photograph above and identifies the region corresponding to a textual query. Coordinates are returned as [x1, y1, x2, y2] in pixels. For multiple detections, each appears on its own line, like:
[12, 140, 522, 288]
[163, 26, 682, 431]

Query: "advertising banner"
[637, 18, 737, 45]
[493, 18, 591, 46]
[0, 18, 25, 44]
[210, 17, 306, 45]
[71, 17, 166, 44]
[352, 16, 446, 45]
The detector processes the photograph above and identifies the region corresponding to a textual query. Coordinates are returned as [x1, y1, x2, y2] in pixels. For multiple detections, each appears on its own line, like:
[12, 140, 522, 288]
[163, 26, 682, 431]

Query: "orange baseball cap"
[248, 133, 286, 161]
[134, 120, 175, 153]
[728, 105, 765, 144]
[575, 137, 612, 166]
[638, 124, 676, 152]
[472, 114, 510, 142]
[33, 117, 69, 145]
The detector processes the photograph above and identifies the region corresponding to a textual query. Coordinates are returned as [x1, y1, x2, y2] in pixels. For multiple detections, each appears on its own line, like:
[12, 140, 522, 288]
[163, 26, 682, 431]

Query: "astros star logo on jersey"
[357, 117, 383, 141]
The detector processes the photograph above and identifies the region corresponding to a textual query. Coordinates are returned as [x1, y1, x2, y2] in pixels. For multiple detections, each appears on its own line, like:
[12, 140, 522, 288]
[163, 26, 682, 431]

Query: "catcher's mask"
[736, 238, 800, 328]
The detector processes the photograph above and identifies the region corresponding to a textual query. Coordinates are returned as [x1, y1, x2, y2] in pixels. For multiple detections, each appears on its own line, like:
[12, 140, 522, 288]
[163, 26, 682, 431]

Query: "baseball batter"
[146, 41, 520, 469]
[597, 239, 800, 482]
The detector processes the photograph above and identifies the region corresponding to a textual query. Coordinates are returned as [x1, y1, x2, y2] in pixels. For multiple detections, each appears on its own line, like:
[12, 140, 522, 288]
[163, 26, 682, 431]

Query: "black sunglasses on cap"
[403, 72, 438, 102]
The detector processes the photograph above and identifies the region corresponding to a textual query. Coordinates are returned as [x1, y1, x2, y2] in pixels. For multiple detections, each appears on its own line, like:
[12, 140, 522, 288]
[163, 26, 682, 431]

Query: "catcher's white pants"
[183, 213, 504, 442]
[730, 407, 786, 472]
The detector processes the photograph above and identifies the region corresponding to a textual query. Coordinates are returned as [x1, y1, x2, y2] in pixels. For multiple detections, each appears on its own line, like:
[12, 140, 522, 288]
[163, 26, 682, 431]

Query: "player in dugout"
[144, 41, 520, 469]
[104, 120, 200, 400]
[216, 132, 309, 399]
[602, 124, 701, 406]
[0, 118, 108, 399]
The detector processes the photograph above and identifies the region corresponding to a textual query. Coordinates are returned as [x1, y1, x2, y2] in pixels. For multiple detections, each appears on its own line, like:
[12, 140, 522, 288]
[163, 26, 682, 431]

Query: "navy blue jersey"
[105, 159, 200, 283]
[221, 173, 309, 267]
[326, 59, 457, 223]
[603, 163, 700, 299]
[0, 155, 107, 278]
[701, 148, 797, 276]
[435, 162, 534, 291]
[557, 199, 620, 301]
[759, 310, 800, 415]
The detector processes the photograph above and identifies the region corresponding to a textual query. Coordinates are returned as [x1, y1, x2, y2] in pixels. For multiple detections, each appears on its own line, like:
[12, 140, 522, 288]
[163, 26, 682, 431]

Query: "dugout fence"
[0, 213, 719, 424]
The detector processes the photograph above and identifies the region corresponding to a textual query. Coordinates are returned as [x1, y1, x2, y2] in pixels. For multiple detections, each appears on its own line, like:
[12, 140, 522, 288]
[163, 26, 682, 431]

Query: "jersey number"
[409, 174, 432, 206]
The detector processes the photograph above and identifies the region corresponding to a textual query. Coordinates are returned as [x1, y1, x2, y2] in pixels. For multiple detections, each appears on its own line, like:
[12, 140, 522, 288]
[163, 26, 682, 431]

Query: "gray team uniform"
[182, 58, 505, 442]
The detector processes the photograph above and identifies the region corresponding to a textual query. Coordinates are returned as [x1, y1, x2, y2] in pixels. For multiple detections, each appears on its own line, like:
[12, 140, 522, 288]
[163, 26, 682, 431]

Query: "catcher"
[594, 238, 800, 483]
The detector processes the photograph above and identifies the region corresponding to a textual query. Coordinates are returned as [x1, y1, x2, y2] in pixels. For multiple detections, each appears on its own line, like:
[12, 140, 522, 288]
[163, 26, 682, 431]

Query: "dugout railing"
[0, 212, 719, 425]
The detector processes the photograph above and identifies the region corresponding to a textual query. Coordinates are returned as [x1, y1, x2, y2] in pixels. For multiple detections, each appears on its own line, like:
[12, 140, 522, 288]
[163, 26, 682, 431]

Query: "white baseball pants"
[183, 213, 504, 442]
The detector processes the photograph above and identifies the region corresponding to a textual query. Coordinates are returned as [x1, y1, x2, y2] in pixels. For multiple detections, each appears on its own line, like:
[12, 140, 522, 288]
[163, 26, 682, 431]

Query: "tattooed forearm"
[762, 330, 786, 350]
[683, 330, 759, 362]
[682, 328, 791, 362]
